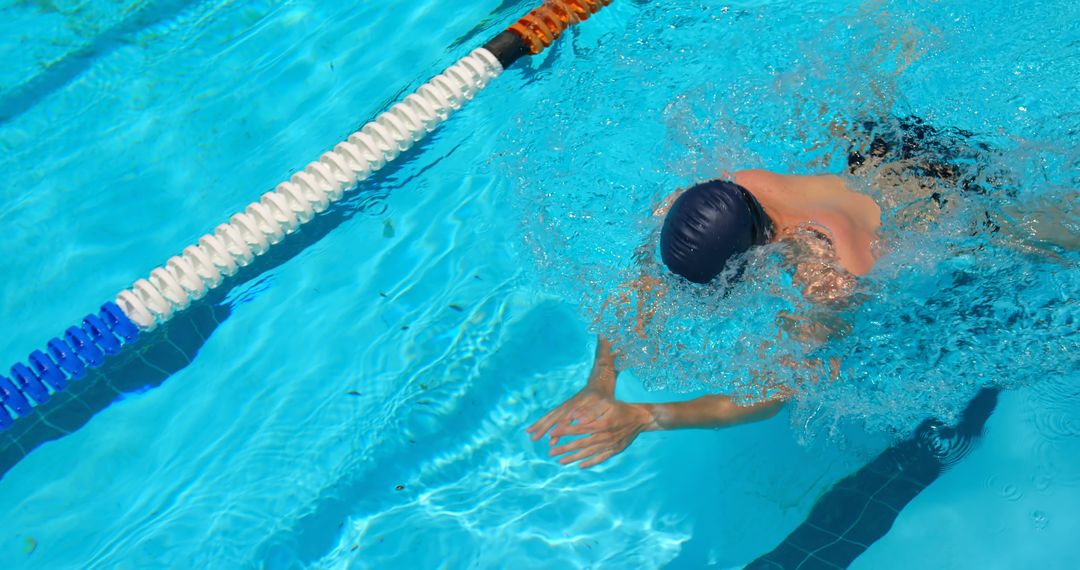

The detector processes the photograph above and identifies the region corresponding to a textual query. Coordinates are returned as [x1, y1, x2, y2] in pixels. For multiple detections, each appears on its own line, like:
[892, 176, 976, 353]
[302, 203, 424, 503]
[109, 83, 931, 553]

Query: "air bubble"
[1032, 510, 1048, 530]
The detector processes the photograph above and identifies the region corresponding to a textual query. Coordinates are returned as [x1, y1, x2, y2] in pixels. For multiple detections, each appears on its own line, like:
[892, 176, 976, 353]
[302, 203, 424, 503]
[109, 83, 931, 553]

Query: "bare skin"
[527, 169, 882, 468]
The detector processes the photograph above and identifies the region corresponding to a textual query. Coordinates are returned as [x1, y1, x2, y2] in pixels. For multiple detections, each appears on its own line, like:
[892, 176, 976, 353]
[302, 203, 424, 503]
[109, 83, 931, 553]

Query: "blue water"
[0, 0, 1077, 568]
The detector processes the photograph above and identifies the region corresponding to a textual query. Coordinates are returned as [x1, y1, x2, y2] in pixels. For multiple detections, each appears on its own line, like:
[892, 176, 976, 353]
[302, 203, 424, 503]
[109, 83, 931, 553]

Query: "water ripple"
[986, 474, 1025, 502]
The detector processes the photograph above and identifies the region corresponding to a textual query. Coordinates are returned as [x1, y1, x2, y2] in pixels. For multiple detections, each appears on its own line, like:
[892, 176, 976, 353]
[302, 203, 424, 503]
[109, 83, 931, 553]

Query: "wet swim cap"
[659, 180, 773, 284]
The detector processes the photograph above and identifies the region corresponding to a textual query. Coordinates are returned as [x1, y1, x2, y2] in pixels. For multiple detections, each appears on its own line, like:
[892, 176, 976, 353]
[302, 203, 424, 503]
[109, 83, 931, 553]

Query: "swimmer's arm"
[998, 200, 1080, 261]
[582, 337, 788, 431]
[586, 337, 618, 395]
[639, 394, 785, 431]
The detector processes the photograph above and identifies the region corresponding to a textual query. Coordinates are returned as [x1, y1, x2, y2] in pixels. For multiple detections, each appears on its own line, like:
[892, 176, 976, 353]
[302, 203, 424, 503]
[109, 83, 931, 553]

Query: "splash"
[496, 0, 1079, 442]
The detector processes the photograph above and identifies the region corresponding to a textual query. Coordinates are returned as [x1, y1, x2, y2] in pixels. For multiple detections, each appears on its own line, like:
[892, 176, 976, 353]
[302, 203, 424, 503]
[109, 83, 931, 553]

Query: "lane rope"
[115, 48, 503, 330]
[1, 0, 614, 430]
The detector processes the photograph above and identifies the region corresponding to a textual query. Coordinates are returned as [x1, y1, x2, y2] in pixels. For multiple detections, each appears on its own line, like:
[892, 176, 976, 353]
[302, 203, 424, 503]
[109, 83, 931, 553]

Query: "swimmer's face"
[659, 180, 772, 284]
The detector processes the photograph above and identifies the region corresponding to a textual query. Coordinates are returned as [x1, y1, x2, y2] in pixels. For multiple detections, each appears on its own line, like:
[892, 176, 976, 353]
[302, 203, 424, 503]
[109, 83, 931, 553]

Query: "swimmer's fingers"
[556, 443, 607, 466]
[527, 408, 566, 441]
[527, 417, 559, 441]
[550, 420, 600, 438]
[533, 408, 589, 442]
[567, 396, 614, 424]
[550, 421, 591, 447]
[549, 433, 601, 457]
[569, 403, 609, 423]
[579, 450, 617, 469]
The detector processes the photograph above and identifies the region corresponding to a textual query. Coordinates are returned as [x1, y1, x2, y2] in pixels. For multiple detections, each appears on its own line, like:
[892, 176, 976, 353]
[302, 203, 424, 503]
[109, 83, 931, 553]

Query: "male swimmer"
[527, 169, 882, 468]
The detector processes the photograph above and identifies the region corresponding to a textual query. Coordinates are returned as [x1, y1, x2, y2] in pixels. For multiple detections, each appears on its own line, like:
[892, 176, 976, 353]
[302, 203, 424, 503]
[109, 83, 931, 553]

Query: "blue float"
[0, 376, 32, 417]
[10, 363, 50, 404]
[65, 326, 105, 368]
[101, 302, 139, 343]
[47, 338, 86, 380]
[82, 314, 122, 355]
[29, 350, 67, 392]
[0, 303, 141, 430]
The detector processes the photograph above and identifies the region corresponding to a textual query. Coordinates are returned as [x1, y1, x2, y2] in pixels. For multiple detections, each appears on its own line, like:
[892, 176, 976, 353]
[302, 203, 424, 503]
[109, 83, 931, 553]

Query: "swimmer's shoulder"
[806, 182, 881, 276]
[654, 170, 792, 215]
[736, 169, 880, 275]
[734, 169, 850, 196]
[732, 169, 785, 191]
[809, 211, 878, 276]
[743, 170, 880, 227]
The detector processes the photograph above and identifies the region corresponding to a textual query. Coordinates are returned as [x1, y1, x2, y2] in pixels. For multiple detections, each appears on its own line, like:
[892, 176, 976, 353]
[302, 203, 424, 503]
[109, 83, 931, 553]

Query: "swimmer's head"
[659, 180, 774, 284]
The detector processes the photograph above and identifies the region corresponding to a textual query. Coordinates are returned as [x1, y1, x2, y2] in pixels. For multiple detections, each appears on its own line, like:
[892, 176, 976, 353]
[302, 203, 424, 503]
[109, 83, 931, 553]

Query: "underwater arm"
[641, 394, 785, 431]
[543, 393, 786, 469]
[585, 337, 618, 395]
[999, 199, 1080, 262]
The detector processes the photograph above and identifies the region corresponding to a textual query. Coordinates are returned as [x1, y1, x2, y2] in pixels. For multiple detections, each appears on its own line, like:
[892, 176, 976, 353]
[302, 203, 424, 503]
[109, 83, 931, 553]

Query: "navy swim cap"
[660, 180, 773, 284]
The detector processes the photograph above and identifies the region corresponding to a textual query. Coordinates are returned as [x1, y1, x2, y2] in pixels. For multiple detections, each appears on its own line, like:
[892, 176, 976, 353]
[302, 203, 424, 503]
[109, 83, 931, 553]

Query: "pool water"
[0, 0, 1077, 568]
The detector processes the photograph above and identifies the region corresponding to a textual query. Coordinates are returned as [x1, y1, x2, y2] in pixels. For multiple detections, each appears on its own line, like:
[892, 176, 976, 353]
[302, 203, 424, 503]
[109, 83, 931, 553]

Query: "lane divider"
[0, 0, 614, 430]
[116, 47, 503, 330]
[0, 303, 138, 430]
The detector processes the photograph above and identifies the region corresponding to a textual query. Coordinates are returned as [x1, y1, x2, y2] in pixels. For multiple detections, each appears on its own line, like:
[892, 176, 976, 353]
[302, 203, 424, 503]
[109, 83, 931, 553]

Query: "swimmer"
[527, 170, 883, 468]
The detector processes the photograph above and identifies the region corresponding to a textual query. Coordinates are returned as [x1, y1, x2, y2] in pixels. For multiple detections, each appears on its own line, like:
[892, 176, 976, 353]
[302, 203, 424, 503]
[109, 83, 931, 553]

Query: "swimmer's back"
[734, 169, 881, 275]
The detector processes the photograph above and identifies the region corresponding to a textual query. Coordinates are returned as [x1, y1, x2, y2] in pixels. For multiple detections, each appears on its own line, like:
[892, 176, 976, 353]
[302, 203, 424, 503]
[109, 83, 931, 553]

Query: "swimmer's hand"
[527, 339, 620, 446]
[527, 386, 612, 445]
[527, 337, 654, 468]
[546, 399, 656, 469]
[527, 387, 656, 468]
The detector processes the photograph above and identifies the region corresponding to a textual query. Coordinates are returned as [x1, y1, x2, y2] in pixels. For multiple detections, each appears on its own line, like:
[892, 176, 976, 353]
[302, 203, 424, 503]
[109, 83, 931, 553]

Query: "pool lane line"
[0, 0, 197, 126]
[0, 0, 614, 430]
[744, 388, 1000, 569]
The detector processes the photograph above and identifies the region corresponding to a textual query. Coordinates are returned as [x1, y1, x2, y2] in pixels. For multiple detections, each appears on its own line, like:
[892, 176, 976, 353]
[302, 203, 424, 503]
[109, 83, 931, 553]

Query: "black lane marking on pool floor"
[0, 0, 198, 125]
[745, 388, 1000, 570]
